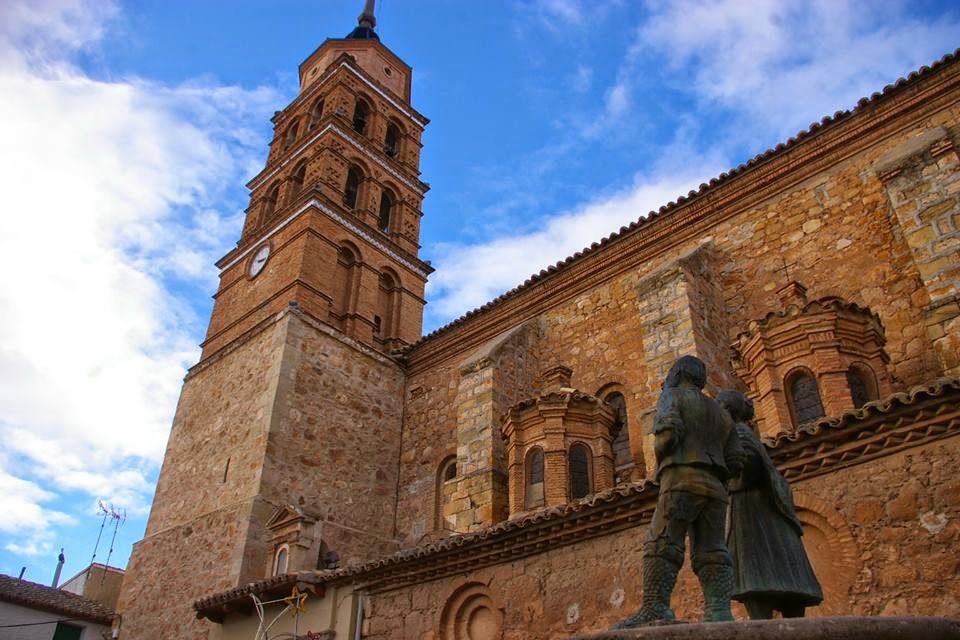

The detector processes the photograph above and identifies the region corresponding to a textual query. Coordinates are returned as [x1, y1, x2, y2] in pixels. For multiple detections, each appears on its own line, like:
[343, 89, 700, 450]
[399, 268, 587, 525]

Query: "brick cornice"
[404, 50, 960, 376]
[193, 378, 959, 611]
[766, 378, 960, 481]
[217, 193, 432, 278]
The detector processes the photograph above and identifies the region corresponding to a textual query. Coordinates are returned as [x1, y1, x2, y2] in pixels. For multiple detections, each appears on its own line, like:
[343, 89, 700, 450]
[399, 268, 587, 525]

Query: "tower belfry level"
[117, 8, 430, 638]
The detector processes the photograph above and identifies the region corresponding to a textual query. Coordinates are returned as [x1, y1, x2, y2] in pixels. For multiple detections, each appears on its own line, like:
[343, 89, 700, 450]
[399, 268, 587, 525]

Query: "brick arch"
[435, 452, 458, 531]
[567, 440, 593, 500]
[438, 581, 504, 640]
[377, 183, 399, 233]
[792, 490, 859, 616]
[308, 95, 326, 129]
[345, 156, 374, 177]
[376, 266, 401, 341]
[331, 241, 363, 327]
[595, 383, 635, 476]
[287, 159, 310, 202]
[351, 92, 373, 135]
[337, 239, 363, 264]
[784, 366, 826, 427]
[846, 360, 880, 406]
[384, 118, 404, 158]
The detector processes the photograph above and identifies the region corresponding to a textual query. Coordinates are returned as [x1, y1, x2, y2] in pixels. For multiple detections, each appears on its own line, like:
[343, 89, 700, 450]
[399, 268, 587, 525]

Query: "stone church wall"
[361, 433, 960, 639]
[119, 321, 286, 639]
[120, 310, 407, 638]
[394, 101, 960, 545]
[142, 319, 284, 540]
[257, 311, 406, 567]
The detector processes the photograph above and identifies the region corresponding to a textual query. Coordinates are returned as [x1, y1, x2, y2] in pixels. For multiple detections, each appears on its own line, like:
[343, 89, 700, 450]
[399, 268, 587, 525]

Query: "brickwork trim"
[295, 55, 427, 129]
[218, 196, 431, 277]
[189, 306, 401, 380]
[767, 377, 960, 481]
[193, 377, 959, 608]
[251, 121, 427, 197]
[402, 49, 960, 375]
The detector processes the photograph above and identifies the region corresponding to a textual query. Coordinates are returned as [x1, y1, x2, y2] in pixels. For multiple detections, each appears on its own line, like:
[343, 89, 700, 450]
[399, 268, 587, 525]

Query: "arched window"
[568, 443, 592, 500]
[376, 270, 398, 339]
[289, 162, 307, 198]
[262, 182, 281, 222]
[273, 546, 289, 576]
[436, 455, 458, 530]
[384, 122, 400, 158]
[604, 391, 631, 470]
[442, 458, 457, 482]
[309, 98, 325, 129]
[332, 245, 359, 322]
[378, 189, 394, 232]
[283, 118, 299, 150]
[787, 369, 825, 426]
[352, 98, 369, 135]
[343, 167, 362, 209]
[525, 447, 545, 509]
[847, 365, 876, 409]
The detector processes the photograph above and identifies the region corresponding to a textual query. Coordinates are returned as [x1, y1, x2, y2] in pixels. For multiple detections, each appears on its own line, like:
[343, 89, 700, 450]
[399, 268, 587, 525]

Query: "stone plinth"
[571, 617, 960, 640]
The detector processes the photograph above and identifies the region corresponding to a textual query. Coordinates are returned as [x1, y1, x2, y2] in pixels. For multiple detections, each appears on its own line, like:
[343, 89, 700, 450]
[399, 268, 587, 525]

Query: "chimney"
[776, 280, 808, 308]
[51, 549, 65, 588]
[542, 365, 573, 391]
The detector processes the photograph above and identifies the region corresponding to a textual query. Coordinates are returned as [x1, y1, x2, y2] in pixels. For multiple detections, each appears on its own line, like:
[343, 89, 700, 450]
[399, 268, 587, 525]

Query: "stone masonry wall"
[444, 323, 543, 533]
[119, 502, 255, 640]
[876, 125, 960, 376]
[144, 321, 282, 537]
[361, 434, 960, 639]
[258, 311, 406, 568]
[397, 103, 960, 550]
[118, 319, 287, 639]
[395, 359, 460, 546]
[121, 310, 406, 638]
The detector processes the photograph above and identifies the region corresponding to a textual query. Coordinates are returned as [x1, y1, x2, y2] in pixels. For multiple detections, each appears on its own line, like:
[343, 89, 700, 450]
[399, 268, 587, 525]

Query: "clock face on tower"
[248, 244, 271, 278]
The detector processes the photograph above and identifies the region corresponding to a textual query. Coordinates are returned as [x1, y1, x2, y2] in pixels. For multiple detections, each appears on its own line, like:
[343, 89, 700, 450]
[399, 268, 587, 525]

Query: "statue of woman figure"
[717, 390, 823, 619]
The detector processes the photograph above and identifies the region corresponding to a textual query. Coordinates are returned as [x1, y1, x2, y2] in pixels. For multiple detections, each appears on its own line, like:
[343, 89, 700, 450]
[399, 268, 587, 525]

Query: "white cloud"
[640, 0, 960, 141]
[0, 0, 279, 557]
[0, 466, 75, 558]
[570, 63, 593, 93]
[427, 0, 958, 329]
[425, 151, 724, 324]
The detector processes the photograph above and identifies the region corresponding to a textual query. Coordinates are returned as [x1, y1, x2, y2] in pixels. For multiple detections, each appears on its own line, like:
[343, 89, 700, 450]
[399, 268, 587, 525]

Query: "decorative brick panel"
[733, 283, 893, 435]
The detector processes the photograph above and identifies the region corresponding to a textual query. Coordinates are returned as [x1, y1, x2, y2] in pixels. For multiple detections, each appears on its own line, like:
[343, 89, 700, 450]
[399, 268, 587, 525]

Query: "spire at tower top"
[346, 0, 380, 40]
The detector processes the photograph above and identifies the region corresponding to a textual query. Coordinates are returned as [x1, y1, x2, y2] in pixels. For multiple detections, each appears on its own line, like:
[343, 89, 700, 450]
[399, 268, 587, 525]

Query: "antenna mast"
[91, 501, 126, 577]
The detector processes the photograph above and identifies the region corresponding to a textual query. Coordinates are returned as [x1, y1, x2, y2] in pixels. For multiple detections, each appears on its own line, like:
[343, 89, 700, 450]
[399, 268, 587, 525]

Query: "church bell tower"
[117, 5, 428, 638]
[203, 0, 431, 359]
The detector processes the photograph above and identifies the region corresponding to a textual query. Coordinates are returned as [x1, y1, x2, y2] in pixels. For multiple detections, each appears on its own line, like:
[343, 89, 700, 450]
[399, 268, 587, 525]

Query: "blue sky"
[0, 0, 957, 586]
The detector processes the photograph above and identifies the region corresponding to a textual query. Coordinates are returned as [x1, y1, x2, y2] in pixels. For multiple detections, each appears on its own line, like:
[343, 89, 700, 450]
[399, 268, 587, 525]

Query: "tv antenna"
[91, 501, 126, 581]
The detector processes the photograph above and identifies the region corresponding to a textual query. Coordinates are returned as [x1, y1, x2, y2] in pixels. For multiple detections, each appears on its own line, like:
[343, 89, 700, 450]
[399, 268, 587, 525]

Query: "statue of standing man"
[615, 355, 743, 628]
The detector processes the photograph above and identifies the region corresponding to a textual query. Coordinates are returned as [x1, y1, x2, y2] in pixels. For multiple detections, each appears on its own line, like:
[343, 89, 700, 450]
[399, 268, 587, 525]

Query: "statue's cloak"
[728, 425, 823, 605]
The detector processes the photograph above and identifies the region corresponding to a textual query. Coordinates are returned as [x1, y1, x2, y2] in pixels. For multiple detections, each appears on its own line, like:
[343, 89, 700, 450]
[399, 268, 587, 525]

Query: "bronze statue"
[614, 356, 743, 627]
[718, 389, 823, 619]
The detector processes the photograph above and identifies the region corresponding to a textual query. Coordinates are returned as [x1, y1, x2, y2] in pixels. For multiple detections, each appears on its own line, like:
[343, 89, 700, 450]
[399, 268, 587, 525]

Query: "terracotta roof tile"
[0, 574, 115, 625]
[735, 295, 885, 342]
[195, 481, 658, 614]
[764, 377, 960, 447]
[194, 378, 960, 616]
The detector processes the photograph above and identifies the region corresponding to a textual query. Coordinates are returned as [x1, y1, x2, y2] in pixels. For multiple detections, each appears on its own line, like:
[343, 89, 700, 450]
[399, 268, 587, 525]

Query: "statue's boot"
[610, 556, 678, 629]
[697, 563, 735, 622]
